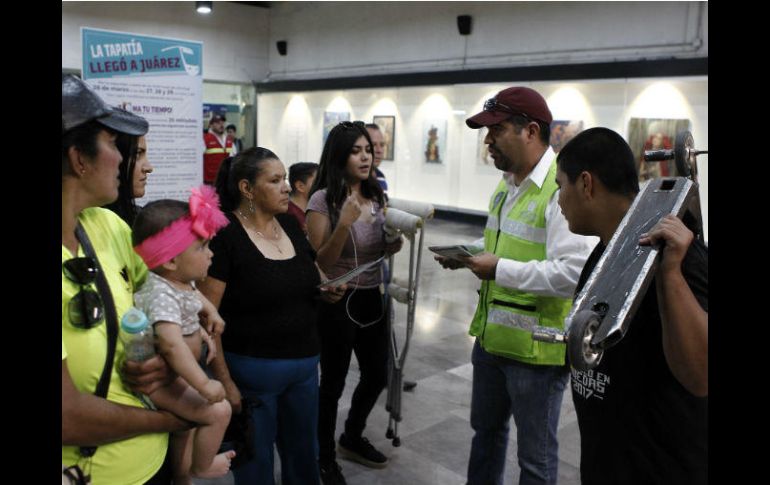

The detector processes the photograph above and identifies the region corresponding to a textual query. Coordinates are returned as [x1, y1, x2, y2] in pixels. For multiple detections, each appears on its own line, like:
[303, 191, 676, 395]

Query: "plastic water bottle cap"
[121, 307, 149, 333]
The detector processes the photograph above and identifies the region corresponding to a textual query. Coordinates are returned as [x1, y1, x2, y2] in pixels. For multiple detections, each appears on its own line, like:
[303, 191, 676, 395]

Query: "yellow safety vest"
[469, 160, 572, 365]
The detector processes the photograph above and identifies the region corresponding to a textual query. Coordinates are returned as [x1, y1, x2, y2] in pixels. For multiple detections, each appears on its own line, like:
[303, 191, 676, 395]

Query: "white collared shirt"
[471, 147, 598, 298]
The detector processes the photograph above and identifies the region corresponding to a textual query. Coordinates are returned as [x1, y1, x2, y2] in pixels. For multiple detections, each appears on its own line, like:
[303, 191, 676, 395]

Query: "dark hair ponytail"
[214, 156, 237, 211]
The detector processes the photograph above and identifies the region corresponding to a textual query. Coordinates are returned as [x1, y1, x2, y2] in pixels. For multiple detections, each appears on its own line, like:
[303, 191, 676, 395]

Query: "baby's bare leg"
[149, 378, 234, 478]
[170, 430, 193, 485]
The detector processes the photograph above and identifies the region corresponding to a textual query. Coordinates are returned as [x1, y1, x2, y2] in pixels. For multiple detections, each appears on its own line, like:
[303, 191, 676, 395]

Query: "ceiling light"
[196, 1, 212, 14]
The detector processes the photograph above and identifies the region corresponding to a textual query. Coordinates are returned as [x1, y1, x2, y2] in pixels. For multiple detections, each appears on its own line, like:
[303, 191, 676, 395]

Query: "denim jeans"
[225, 352, 321, 485]
[467, 339, 569, 485]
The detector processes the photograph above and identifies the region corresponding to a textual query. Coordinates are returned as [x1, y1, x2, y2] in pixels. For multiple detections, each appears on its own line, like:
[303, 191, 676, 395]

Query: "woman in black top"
[198, 148, 345, 485]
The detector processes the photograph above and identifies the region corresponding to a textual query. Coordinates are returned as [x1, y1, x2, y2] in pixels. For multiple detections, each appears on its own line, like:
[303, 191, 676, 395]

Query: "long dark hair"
[310, 121, 385, 227]
[104, 133, 140, 225]
[215, 147, 280, 212]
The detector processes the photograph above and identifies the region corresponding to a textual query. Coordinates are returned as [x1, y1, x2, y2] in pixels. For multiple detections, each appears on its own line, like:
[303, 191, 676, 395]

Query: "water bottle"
[120, 307, 156, 361]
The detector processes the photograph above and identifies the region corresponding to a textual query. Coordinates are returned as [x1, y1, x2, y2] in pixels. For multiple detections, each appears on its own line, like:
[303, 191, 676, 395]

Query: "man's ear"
[580, 171, 594, 200]
[525, 121, 540, 141]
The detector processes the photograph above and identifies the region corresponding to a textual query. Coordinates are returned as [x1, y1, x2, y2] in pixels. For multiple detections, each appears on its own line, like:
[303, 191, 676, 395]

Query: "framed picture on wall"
[372, 115, 395, 161]
[627, 117, 691, 181]
[323, 111, 350, 145]
[423, 119, 447, 164]
[477, 127, 494, 166]
[550, 120, 584, 153]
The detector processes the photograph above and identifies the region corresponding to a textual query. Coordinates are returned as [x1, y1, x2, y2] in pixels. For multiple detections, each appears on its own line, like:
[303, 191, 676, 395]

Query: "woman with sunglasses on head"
[104, 107, 154, 226]
[62, 74, 189, 485]
[197, 148, 346, 485]
[306, 121, 403, 485]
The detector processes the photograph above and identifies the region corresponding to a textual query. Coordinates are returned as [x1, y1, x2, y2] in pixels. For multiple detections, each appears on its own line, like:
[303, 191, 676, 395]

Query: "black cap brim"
[466, 110, 510, 129]
[96, 109, 149, 136]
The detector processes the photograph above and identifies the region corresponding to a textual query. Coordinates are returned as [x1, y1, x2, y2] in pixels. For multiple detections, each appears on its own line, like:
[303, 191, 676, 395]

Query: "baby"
[132, 185, 234, 484]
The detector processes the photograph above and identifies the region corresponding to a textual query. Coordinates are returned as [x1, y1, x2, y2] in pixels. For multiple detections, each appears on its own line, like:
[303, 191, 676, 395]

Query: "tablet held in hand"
[428, 245, 481, 261]
[318, 256, 385, 288]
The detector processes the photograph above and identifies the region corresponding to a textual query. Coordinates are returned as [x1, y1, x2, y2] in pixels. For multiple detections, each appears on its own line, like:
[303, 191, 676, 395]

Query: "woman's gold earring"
[248, 198, 255, 214]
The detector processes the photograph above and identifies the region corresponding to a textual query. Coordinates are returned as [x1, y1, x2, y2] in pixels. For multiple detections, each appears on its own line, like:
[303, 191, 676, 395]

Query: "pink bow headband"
[134, 185, 229, 269]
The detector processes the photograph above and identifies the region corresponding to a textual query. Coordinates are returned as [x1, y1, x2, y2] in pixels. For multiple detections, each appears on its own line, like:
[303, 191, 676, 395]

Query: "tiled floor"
[197, 216, 581, 485]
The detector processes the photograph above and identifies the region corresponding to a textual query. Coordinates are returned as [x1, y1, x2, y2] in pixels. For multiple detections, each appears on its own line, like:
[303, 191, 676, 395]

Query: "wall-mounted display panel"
[550, 120, 584, 153]
[628, 117, 691, 181]
[257, 76, 708, 240]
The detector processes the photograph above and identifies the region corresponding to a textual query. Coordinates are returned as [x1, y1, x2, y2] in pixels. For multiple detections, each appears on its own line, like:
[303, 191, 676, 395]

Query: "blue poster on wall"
[82, 27, 202, 79]
[81, 27, 204, 202]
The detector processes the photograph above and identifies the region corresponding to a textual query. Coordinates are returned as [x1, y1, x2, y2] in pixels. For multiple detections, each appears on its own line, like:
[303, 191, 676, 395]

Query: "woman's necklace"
[237, 209, 283, 254]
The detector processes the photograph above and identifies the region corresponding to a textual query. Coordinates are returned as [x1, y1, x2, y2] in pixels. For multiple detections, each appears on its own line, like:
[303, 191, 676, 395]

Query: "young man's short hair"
[557, 127, 640, 198]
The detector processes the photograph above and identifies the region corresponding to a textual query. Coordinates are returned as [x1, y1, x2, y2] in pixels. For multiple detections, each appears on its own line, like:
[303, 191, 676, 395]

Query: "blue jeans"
[467, 339, 568, 485]
[225, 352, 321, 485]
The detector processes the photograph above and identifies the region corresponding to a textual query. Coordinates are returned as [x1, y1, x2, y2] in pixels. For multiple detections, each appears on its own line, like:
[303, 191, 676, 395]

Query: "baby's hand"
[201, 379, 226, 403]
[199, 309, 226, 337]
[200, 328, 217, 364]
[197, 292, 226, 337]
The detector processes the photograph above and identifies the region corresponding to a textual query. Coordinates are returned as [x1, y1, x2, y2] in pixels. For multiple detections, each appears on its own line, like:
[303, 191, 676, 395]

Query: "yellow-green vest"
[469, 160, 572, 365]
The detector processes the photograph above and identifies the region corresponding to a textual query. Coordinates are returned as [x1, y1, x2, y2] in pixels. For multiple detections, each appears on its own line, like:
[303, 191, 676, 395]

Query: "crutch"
[382, 198, 434, 447]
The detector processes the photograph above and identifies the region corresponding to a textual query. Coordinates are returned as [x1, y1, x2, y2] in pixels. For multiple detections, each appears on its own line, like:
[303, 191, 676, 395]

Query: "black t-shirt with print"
[571, 239, 708, 485]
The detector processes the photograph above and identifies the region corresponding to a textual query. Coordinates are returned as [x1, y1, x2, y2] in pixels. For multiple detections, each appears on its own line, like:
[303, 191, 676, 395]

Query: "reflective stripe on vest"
[487, 308, 540, 330]
[205, 148, 226, 155]
[485, 215, 547, 244]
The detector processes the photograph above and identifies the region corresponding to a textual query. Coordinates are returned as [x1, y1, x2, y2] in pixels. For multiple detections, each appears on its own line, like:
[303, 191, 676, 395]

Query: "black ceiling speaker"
[276, 40, 288, 56]
[457, 15, 472, 36]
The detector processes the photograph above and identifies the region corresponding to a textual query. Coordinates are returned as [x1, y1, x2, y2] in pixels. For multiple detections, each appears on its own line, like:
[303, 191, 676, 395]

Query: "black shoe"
[337, 433, 389, 468]
[319, 460, 347, 485]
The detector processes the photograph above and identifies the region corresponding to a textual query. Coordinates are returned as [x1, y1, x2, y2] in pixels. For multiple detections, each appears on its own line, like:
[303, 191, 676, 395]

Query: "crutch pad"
[387, 198, 435, 220]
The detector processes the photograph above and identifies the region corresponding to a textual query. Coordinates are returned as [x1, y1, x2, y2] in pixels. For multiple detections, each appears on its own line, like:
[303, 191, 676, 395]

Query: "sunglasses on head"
[483, 97, 533, 122]
[63, 257, 104, 329]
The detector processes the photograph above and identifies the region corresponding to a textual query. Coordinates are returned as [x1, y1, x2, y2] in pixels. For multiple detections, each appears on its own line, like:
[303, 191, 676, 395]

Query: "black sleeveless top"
[209, 212, 321, 358]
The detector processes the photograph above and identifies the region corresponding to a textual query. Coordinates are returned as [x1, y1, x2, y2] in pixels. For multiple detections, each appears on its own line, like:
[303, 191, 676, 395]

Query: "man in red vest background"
[203, 113, 233, 184]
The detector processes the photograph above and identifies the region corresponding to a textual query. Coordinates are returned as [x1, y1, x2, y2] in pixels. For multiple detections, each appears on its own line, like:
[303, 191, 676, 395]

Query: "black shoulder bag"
[65, 223, 121, 483]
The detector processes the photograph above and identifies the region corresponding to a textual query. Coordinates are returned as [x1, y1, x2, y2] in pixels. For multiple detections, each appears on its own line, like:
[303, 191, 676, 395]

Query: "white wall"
[62, 1, 708, 236]
[266, 1, 707, 80]
[257, 77, 709, 239]
[63, 2, 707, 83]
[62, 1, 270, 83]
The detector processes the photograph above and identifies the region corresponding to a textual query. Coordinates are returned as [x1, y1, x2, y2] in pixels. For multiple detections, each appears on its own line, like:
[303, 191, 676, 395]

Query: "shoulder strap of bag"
[74, 222, 120, 458]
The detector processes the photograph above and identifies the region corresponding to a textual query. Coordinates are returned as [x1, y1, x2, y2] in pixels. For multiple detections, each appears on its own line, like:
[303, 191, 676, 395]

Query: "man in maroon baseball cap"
[466, 86, 553, 129]
[435, 86, 595, 485]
